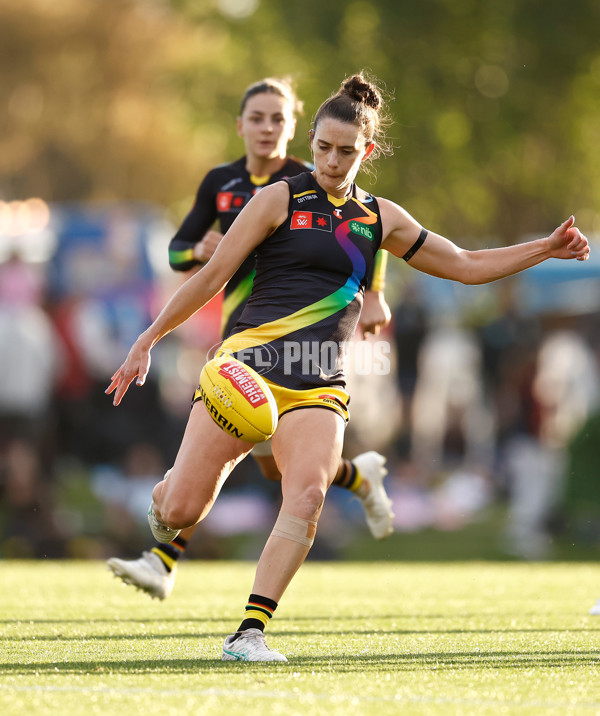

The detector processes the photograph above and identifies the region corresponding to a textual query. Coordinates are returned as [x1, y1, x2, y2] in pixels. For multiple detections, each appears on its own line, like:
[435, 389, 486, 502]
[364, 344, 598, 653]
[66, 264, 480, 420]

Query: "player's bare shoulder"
[246, 180, 291, 233]
[376, 196, 423, 254]
[259, 179, 291, 203]
[376, 196, 413, 230]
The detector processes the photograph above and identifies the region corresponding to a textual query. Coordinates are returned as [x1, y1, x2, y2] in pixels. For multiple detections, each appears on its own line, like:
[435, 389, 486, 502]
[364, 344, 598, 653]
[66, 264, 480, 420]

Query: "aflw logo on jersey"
[290, 211, 332, 232]
[217, 192, 250, 212]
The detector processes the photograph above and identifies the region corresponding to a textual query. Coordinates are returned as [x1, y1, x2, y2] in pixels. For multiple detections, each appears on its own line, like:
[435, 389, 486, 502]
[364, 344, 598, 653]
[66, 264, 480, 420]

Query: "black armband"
[402, 228, 428, 262]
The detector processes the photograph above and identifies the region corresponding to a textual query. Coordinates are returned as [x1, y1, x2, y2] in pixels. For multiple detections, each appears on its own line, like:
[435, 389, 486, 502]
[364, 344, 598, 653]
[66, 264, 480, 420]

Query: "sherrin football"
[198, 355, 278, 443]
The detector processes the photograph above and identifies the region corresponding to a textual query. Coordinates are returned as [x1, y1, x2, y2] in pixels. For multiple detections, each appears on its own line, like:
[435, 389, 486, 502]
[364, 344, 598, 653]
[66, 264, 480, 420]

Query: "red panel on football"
[198, 355, 278, 442]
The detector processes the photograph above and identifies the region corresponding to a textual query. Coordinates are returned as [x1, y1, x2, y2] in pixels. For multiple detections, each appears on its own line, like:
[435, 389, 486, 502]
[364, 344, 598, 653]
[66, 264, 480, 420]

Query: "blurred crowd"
[1, 203, 600, 561]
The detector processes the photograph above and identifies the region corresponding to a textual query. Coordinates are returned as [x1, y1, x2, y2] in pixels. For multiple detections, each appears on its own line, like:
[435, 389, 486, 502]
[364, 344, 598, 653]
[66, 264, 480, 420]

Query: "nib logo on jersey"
[290, 211, 332, 232]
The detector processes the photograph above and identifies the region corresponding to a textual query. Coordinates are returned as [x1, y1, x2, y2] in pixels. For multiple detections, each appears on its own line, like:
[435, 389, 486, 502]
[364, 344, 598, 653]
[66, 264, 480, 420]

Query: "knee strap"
[271, 512, 317, 547]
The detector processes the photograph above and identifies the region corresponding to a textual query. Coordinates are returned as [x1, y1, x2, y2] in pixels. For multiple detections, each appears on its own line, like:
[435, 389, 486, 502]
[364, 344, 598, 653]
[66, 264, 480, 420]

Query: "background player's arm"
[107, 182, 290, 405]
[193, 230, 223, 264]
[360, 251, 391, 337]
[168, 173, 219, 272]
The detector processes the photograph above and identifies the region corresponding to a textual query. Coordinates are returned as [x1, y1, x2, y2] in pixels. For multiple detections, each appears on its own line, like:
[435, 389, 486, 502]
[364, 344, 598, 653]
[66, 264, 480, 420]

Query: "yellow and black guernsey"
[221, 172, 383, 391]
[168, 156, 312, 337]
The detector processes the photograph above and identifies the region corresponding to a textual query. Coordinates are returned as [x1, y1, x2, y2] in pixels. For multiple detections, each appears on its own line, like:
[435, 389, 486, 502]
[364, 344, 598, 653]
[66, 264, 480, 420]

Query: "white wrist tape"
[271, 512, 317, 547]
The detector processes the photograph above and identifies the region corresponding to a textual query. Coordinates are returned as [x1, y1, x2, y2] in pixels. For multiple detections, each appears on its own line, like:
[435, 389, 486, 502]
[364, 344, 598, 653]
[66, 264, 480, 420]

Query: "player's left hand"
[359, 290, 392, 337]
[547, 216, 590, 261]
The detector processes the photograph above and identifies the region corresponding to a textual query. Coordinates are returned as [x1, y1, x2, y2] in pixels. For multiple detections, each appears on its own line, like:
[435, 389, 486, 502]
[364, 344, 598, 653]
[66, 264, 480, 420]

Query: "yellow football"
[198, 355, 278, 443]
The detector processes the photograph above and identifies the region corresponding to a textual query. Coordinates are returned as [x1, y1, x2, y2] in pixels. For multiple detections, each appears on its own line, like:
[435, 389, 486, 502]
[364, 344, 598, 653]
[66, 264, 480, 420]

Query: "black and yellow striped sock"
[236, 593, 278, 635]
[150, 535, 188, 572]
[332, 458, 363, 493]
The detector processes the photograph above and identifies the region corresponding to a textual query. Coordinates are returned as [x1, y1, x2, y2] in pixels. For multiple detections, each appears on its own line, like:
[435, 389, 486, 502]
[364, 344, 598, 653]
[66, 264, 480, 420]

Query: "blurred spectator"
[503, 328, 600, 558]
[49, 295, 95, 462]
[0, 251, 45, 307]
[0, 252, 58, 448]
[344, 326, 401, 454]
[0, 438, 66, 557]
[391, 281, 428, 459]
[0, 252, 63, 556]
[534, 330, 600, 448]
[410, 320, 495, 481]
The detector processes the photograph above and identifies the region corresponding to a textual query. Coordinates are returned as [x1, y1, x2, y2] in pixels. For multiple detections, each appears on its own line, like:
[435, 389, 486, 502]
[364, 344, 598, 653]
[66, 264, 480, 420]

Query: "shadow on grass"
[0, 614, 600, 644]
[1, 648, 600, 675]
[2, 622, 600, 643]
[1, 611, 597, 626]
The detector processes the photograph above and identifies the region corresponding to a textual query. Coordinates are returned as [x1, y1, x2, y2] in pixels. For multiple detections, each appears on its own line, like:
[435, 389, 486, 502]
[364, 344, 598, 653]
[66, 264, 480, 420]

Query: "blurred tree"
[0, 0, 247, 207]
[244, 0, 600, 243]
[1, 0, 599, 241]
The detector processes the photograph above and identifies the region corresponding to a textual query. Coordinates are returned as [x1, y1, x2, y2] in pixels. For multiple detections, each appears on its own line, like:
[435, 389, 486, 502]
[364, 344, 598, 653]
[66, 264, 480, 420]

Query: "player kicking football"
[107, 72, 588, 661]
[108, 78, 394, 601]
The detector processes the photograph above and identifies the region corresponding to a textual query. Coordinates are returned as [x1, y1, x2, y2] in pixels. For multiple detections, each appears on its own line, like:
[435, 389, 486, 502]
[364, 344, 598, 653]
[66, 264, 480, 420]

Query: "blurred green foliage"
[564, 410, 600, 535]
[1, 0, 599, 240]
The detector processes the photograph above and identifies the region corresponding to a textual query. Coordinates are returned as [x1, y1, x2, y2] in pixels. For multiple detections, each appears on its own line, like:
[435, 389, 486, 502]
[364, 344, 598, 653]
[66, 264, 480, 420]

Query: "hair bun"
[342, 75, 381, 110]
[312, 72, 392, 165]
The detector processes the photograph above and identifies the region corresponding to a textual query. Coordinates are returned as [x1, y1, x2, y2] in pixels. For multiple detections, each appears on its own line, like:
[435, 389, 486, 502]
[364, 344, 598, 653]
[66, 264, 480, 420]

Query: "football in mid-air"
[198, 355, 278, 442]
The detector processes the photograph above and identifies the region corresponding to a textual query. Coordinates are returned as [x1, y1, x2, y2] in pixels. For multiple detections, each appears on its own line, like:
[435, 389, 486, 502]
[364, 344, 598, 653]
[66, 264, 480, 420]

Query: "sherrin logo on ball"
[198, 355, 278, 443]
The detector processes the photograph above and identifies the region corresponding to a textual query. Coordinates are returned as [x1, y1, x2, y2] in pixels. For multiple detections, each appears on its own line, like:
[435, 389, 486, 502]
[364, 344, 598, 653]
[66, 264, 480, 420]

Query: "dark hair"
[240, 77, 303, 116]
[313, 73, 392, 163]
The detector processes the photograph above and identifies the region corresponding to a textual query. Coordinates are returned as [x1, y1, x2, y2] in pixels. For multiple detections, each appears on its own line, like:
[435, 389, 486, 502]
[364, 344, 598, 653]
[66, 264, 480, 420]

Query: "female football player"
[107, 77, 394, 601]
[107, 73, 589, 661]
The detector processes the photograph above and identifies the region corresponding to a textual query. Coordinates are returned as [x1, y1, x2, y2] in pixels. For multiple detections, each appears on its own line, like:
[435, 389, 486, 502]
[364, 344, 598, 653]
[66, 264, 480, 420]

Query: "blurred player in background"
[107, 77, 393, 600]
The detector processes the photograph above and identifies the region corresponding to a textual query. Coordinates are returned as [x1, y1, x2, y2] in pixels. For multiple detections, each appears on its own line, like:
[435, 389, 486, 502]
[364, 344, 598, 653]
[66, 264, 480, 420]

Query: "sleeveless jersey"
[168, 156, 312, 337]
[222, 172, 383, 391]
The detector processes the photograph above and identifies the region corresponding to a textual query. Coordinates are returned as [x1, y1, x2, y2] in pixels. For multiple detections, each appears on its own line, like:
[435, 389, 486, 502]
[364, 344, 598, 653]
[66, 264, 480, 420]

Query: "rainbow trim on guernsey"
[220, 269, 256, 335]
[222, 197, 378, 352]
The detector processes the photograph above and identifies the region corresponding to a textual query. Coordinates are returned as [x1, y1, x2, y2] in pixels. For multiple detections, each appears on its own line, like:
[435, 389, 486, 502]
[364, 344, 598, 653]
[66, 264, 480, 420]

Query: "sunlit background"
[1, 0, 600, 562]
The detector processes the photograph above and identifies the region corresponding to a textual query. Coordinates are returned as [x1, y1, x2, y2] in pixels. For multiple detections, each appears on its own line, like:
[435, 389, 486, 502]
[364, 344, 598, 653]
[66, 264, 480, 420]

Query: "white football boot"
[352, 451, 395, 540]
[107, 551, 176, 600]
[222, 628, 288, 662]
[589, 599, 600, 616]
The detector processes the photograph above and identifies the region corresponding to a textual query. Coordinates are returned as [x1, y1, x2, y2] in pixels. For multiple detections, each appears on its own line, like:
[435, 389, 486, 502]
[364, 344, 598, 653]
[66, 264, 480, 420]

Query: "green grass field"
[1, 561, 599, 715]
